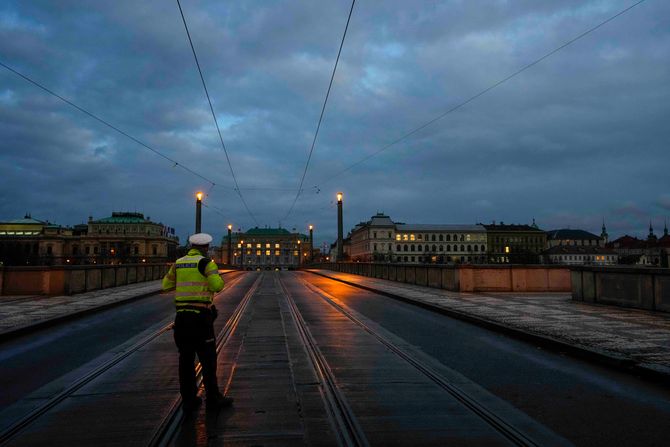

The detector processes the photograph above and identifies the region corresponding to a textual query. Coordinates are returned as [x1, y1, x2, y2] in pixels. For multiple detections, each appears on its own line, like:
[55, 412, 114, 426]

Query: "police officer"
[162, 233, 233, 411]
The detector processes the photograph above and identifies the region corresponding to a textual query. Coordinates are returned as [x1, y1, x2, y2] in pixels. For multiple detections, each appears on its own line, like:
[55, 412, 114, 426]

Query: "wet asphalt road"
[298, 272, 670, 447]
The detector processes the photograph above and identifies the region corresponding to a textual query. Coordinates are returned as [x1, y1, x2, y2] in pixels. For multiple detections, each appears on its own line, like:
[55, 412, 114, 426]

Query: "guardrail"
[571, 266, 670, 313]
[310, 263, 571, 293]
[0, 264, 169, 296]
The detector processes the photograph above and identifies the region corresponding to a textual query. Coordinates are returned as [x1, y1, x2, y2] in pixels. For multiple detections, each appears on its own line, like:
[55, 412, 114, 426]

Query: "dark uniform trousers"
[173, 311, 220, 402]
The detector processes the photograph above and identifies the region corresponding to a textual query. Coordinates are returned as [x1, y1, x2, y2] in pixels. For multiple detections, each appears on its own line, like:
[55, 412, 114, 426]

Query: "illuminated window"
[417, 234, 422, 240]
[410, 234, 415, 241]
[256, 250, 261, 256]
[265, 250, 270, 256]
[504, 246, 510, 254]
[237, 244, 241, 248]
[275, 243, 280, 248]
[466, 234, 471, 241]
[265, 243, 270, 248]
[246, 243, 252, 248]
[275, 250, 280, 256]
[403, 234, 408, 241]
[396, 234, 401, 241]
[256, 243, 261, 249]
[294, 251, 299, 256]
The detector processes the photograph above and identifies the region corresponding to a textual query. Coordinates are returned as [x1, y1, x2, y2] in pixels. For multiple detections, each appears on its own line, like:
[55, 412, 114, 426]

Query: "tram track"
[276, 273, 369, 447]
[0, 272, 253, 447]
[289, 273, 547, 447]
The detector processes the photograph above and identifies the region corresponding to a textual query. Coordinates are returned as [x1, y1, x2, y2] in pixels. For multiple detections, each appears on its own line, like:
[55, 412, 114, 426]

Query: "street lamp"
[240, 240, 245, 268]
[227, 224, 233, 266]
[309, 224, 314, 263]
[337, 192, 343, 261]
[195, 191, 203, 233]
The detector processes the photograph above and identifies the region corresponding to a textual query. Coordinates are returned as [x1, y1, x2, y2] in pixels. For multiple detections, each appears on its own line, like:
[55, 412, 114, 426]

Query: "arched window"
[410, 245, 415, 252]
[446, 234, 451, 241]
[439, 234, 443, 241]
[461, 245, 465, 251]
[460, 234, 465, 241]
[474, 245, 478, 252]
[397, 244, 401, 251]
[439, 245, 444, 252]
[431, 234, 436, 241]
[481, 245, 485, 252]
[403, 244, 408, 252]
[418, 245, 423, 251]
[425, 245, 429, 252]
[432, 244, 437, 252]
[453, 234, 457, 241]
[467, 245, 472, 252]
[446, 244, 451, 251]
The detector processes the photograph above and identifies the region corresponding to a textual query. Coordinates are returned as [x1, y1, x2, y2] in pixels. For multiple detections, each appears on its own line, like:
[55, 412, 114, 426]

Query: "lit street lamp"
[195, 191, 203, 233]
[227, 224, 233, 266]
[309, 224, 314, 263]
[337, 192, 343, 261]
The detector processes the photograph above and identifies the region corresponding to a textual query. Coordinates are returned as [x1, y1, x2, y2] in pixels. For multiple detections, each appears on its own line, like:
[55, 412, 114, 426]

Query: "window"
[418, 245, 423, 251]
[446, 234, 451, 241]
[293, 250, 299, 256]
[404, 256, 408, 262]
[474, 245, 478, 252]
[237, 243, 241, 248]
[425, 245, 429, 252]
[446, 245, 451, 251]
[265, 243, 271, 248]
[86, 246, 90, 255]
[432, 245, 437, 252]
[417, 234, 422, 240]
[374, 243, 377, 251]
[410, 234, 415, 241]
[403, 245, 408, 252]
[397, 244, 401, 251]
[94, 246, 99, 254]
[467, 245, 472, 252]
[431, 234, 436, 241]
[256, 243, 261, 249]
[275, 243, 280, 248]
[152, 245, 157, 255]
[439, 245, 443, 252]
[411, 256, 415, 262]
[403, 234, 408, 241]
[460, 245, 465, 251]
[373, 232, 377, 238]
[134, 246, 139, 255]
[439, 234, 443, 241]
[481, 245, 485, 252]
[266, 250, 271, 256]
[410, 245, 415, 252]
[396, 234, 401, 241]
[460, 235, 465, 241]
[388, 232, 392, 238]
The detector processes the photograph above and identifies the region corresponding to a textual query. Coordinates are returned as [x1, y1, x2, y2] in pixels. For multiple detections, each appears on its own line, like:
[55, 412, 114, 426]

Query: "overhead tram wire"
[0, 60, 217, 189]
[314, 0, 648, 189]
[283, 0, 356, 222]
[175, 0, 259, 227]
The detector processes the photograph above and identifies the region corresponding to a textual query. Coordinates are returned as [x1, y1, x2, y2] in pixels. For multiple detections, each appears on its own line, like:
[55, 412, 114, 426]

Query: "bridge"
[0, 268, 669, 446]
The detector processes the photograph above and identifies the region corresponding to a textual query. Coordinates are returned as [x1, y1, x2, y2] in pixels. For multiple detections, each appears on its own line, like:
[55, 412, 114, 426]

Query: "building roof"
[396, 224, 485, 232]
[0, 214, 47, 225]
[368, 213, 395, 227]
[94, 212, 148, 224]
[546, 229, 600, 240]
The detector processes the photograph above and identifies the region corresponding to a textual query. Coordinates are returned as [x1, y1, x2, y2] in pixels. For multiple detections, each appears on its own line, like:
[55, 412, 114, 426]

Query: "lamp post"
[298, 239, 302, 267]
[337, 192, 343, 261]
[227, 224, 232, 266]
[309, 224, 314, 263]
[240, 239, 245, 268]
[195, 191, 203, 233]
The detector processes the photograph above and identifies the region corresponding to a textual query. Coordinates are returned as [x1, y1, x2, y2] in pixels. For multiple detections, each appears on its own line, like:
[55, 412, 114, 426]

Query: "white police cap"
[188, 233, 213, 245]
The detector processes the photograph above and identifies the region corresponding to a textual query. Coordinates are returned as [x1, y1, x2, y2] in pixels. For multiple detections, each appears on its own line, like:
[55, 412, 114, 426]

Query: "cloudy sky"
[1, 0, 668, 247]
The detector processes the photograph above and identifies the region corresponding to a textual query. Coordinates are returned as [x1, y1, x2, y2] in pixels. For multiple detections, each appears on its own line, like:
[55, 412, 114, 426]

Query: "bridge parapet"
[0, 264, 169, 296]
[311, 263, 571, 293]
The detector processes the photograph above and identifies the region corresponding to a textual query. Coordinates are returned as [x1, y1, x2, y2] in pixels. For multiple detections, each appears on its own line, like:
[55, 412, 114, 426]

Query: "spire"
[649, 220, 654, 236]
[600, 217, 608, 243]
[664, 218, 668, 237]
[531, 218, 538, 229]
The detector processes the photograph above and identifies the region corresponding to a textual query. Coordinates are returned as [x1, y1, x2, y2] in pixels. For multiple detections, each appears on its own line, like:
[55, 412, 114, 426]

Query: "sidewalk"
[0, 270, 237, 341]
[308, 269, 670, 380]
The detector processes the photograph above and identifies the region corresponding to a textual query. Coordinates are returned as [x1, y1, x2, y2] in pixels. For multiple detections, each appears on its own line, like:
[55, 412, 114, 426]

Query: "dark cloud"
[1, 0, 668, 245]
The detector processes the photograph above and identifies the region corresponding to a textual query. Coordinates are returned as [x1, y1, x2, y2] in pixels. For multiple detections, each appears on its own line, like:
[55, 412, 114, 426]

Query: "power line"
[176, 0, 259, 226]
[0, 60, 217, 187]
[283, 0, 356, 222]
[315, 0, 648, 187]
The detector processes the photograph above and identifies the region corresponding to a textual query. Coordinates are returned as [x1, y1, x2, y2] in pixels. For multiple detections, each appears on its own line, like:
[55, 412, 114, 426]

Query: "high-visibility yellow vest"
[162, 249, 224, 313]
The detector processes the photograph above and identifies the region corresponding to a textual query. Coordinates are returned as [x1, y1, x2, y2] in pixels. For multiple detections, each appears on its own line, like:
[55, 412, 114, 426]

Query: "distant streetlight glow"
[337, 192, 343, 202]
[227, 224, 232, 230]
[196, 191, 203, 201]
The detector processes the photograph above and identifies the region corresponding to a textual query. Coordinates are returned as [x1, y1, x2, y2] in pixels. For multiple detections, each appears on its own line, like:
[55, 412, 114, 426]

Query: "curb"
[0, 271, 241, 343]
[307, 270, 670, 385]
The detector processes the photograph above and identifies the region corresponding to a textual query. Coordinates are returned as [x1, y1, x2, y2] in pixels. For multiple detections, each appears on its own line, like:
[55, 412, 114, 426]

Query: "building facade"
[546, 229, 604, 248]
[543, 245, 618, 266]
[221, 227, 310, 269]
[482, 222, 547, 264]
[0, 212, 178, 266]
[346, 213, 488, 264]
